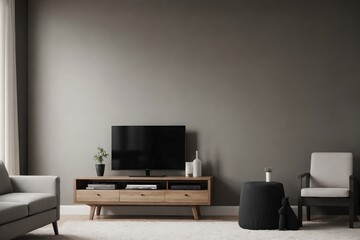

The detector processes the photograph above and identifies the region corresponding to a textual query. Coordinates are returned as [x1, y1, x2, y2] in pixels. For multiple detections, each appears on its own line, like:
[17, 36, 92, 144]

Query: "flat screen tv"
[111, 125, 185, 176]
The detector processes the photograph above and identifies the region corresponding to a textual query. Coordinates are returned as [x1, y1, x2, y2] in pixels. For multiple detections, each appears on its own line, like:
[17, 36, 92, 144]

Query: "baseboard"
[61, 205, 239, 216]
[61, 205, 299, 216]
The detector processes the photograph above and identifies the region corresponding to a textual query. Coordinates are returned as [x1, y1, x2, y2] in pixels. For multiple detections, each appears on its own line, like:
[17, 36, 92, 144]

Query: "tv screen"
[111, 126, 185, 171]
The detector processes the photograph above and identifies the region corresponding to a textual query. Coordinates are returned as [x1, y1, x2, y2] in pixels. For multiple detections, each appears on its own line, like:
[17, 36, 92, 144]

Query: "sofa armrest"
[10, 176, 60, 196]
[10, 176, 60, 220]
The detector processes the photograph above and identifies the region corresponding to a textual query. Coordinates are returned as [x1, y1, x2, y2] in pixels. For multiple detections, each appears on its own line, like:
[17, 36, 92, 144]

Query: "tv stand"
[74, 176, 213, 220]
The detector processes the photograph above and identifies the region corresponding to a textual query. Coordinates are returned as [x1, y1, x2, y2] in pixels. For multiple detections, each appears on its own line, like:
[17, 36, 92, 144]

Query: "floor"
[15, 214, 360, 240]
[58, 214, 238, 225]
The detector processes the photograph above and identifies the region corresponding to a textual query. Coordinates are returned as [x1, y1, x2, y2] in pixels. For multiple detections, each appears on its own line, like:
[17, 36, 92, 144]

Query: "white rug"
[15, 217, 360, 240]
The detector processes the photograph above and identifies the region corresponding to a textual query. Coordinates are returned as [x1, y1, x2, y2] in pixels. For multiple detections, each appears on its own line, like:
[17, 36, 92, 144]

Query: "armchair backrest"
[310, 152, 353, 188]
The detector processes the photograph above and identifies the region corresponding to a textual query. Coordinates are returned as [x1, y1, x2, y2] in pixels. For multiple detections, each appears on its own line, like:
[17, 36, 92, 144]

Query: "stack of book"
[125, 184, 157, 190]
[86, 184, 116, 190]
[170, 185, 201, 190]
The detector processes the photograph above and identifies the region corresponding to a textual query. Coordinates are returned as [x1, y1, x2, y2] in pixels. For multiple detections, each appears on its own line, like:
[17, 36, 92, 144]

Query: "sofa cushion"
[0, 161, 13, 195]
[301, 188, 349, 197]
[0, 202, 28, 225]
[0, 193, 57, 215]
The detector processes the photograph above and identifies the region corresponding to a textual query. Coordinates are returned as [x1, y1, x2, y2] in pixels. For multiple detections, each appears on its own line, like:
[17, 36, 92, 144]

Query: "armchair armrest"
[350, 175, 355, 192]
[298, 172, 310, 189]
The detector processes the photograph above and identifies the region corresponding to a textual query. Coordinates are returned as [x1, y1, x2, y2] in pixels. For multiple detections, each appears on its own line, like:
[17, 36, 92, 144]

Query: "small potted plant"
[93, 147, 109, 176]
[264, 166, 272, 182]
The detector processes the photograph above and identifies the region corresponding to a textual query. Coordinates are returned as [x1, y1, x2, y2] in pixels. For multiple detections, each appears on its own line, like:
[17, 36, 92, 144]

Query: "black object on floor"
[279, 197, 300, 230]
[238, 181, 285, 229]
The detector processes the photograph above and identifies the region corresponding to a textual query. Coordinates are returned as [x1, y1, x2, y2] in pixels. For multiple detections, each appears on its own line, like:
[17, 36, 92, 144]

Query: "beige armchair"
[298, 152, 355, 228]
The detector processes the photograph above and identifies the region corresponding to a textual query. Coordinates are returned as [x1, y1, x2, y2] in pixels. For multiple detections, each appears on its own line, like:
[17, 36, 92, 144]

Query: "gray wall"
[27, 0, 360, 206]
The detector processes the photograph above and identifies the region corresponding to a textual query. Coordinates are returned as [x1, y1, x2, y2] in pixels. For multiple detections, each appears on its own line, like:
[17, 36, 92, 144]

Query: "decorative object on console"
[93, 147, 109, 176]
[264, 166, 272, 182]
[185, 162, 193, 177]
[193, 150, 202, 177]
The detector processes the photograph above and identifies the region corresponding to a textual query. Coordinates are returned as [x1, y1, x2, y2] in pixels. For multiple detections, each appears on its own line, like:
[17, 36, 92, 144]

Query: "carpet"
[15, 217, 360, 240]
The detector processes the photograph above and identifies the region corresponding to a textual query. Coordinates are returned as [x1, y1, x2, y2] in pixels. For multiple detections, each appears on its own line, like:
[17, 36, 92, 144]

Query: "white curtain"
[0, 0, 19, 175]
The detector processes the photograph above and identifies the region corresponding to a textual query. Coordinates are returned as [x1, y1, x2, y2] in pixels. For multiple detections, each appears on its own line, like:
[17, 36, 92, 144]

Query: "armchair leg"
[298, 197, 303, 227]
[52, 221, 59, 235]
[349, 219, 354, 228]
[306, 206, 311, 221]
[349, 201, 355, 228]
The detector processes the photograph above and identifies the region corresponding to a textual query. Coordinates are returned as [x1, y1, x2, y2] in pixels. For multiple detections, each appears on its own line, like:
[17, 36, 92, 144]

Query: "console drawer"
[165, 190, 209, 203]
[76, 190, 119, 202]
[120, 190, 165, 203]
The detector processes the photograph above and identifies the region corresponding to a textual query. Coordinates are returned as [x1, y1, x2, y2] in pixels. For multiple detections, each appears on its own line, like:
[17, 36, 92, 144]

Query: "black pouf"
[239, 181, 285, 230]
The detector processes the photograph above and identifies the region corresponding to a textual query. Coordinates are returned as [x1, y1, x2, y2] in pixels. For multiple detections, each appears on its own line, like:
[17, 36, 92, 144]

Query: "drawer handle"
[141, 194, 145, 196]
[97, 194, 101, 196]
[185, 194, 189, 197]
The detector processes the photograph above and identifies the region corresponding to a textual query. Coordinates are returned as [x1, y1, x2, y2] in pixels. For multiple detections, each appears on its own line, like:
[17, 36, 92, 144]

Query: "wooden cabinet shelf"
[73, 176, 213, 220]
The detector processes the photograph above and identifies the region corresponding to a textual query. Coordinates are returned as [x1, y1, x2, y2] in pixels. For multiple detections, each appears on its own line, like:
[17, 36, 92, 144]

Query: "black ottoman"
[238, 181, 285, 229]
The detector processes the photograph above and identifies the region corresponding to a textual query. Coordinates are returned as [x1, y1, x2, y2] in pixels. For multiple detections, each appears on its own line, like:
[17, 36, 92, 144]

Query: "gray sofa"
[0, 161, 60, 240]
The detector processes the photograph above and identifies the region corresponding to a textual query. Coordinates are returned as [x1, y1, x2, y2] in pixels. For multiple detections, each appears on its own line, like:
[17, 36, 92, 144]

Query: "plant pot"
[95, 164, 105, 176]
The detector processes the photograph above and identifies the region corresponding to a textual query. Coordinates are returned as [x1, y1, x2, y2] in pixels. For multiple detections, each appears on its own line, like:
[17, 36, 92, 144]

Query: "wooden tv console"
[74, 176, 213, 220]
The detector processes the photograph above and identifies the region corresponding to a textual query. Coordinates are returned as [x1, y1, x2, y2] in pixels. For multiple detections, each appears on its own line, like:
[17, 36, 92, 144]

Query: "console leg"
[96, 206, 102, 216]
[89, 205, 96, 220]
[52, 222, 59, 235]
[191, 206, 200, 220]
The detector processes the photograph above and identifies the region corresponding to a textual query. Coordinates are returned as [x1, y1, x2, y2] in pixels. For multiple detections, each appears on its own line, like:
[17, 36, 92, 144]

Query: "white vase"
[266, 172, 271, 182]
[193, 151, 202, 177]
[185, 162, 193, 177]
